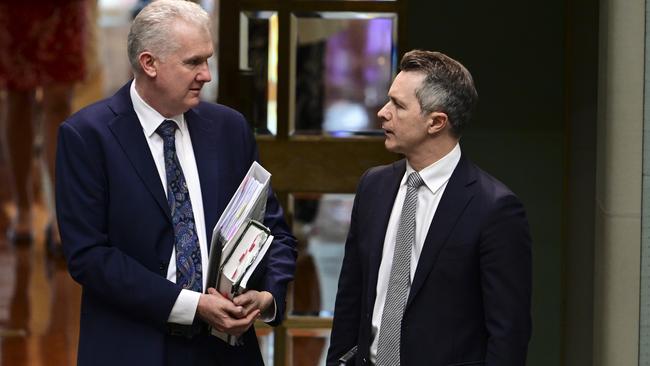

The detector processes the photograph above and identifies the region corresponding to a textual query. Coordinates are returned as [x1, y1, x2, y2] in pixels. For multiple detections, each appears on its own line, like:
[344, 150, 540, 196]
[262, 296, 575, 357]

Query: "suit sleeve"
[56, 122, 181, 328]
[480, 193, 532, 365]
[260, 185, 297, 326]
[326, 171, 366, 366]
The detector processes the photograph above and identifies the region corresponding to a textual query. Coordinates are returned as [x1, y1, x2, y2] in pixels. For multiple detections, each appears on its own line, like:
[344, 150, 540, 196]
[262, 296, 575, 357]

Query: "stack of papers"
[208, 161, 270, 263]
[205, 162, 273, 345]
[215, 175, 265, 245]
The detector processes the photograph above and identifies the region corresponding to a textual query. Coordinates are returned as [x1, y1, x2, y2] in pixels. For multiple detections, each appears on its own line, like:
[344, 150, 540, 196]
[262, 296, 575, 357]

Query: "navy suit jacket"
[327, 157, 532, 366]
[56, 82, 297, 366]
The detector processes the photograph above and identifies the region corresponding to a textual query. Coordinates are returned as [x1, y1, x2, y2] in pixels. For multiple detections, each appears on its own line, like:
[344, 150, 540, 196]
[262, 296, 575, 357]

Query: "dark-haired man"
[327, 50, 532, 366]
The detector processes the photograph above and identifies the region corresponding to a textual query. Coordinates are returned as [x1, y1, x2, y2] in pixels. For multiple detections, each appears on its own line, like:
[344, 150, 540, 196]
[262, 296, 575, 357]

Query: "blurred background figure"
[0, 0, 88, 248]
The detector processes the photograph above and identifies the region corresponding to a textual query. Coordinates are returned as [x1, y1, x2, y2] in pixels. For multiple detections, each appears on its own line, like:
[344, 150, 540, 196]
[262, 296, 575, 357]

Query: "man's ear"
[427, 111, 448, 134]
[139, 52, 157, 78]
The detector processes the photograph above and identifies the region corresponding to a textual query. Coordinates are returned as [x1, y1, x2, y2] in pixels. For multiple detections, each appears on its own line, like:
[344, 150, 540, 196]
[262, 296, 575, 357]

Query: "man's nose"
[377, 104, 392, 121]
[197, 61, 212, 82]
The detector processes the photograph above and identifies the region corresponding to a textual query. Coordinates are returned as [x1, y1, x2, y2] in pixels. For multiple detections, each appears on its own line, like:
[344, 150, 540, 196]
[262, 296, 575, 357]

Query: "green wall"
[406, 1, 568, 364]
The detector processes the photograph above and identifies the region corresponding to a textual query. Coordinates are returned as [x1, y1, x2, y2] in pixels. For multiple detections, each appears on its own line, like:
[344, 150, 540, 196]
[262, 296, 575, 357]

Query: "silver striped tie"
[376, 171, 424, 366]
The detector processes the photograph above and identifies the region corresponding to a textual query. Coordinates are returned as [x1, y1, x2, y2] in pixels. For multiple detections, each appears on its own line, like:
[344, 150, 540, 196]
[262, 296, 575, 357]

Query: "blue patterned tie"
[156, 120, 202, 292]
[376, 171, 424, 366]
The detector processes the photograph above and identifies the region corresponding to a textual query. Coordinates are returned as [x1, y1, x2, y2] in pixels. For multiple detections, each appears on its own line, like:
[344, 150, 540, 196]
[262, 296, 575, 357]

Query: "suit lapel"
[107, 84, 172, 224]
[185, 109, 220, 251]
[366, 160, 405, 313]
[406, 156, 476, 309]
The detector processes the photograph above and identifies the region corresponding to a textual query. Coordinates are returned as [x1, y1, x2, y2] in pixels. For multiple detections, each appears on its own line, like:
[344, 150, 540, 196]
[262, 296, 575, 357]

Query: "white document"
[204, 162, 273, 346]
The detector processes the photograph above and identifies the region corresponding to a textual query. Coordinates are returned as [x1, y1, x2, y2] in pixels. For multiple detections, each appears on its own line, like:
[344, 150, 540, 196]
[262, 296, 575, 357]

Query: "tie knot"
[406, 171, 424, 189]
[156, 120, 178, 139]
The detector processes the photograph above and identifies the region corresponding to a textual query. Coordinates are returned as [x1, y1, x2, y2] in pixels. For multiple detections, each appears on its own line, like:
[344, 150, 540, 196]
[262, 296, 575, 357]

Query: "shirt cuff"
[260, 297, 277, 323]
[167, 289, 201, 325]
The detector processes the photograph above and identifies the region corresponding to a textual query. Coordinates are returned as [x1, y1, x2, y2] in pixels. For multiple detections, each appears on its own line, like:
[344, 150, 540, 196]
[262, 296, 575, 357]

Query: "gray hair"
[127, 0, 211, 73]
[399, 50, 478, 137]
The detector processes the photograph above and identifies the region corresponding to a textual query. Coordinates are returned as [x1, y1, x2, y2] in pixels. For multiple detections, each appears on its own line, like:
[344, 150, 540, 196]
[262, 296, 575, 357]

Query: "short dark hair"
[400, 50, 478, 137]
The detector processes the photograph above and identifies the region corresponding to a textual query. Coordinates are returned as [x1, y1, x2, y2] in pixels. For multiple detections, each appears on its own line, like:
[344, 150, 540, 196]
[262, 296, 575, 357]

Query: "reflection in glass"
[289, 328, 332, 366]
[240, 11, 278, 135]
[291, 193, 355, 318]
[293, 13, 396, 136]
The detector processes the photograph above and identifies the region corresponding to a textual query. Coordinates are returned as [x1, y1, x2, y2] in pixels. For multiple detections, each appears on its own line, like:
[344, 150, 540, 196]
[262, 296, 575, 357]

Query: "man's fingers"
[231, 309, 259, 327]
[208, 287, 231, 299]
[205, 288, 244, 316]
[233, 291, 254, 306]
[228, 309, 261, 336]
[219, 300, 245, 318]
[244, 308, 260, 323]
[216, 309, 260, 333]
[234, 293, 262, 316]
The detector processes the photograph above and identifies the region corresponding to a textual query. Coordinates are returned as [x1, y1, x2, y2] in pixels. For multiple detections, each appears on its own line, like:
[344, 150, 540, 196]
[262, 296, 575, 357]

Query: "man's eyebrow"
[389, 95, 404, 106]
[184, 53, 213, 62]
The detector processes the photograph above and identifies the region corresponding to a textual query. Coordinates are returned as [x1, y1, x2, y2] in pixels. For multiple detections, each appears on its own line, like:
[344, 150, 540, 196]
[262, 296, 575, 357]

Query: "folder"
[216, 219, 273, 299]
[205, 162, 273, 345]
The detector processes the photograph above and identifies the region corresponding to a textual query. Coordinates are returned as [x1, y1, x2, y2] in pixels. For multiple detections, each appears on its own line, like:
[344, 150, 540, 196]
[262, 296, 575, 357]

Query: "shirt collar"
[130, 80, 185, 138]
[404, 143, 461, 195]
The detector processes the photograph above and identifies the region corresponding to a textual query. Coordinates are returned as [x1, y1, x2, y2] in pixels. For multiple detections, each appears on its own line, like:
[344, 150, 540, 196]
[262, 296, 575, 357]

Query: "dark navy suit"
[56, 81, 296, 366]
[327, 157, 531, 366]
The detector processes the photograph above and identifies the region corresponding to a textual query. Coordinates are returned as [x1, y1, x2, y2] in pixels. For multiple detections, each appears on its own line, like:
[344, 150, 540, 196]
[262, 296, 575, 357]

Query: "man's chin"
[185, 97, 201, 109]
[384, 140, 399, 153]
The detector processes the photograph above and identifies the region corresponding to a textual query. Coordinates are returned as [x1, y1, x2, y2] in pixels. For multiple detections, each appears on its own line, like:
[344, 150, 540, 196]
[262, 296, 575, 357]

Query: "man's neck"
[407, 137, 459, 171]
[133, 77, 175, 118]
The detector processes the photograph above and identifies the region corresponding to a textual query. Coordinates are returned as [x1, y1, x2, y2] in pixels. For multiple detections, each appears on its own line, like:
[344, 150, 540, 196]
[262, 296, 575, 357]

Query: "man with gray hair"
[56, 1, 296, 365]
[327, 50, 532, 365]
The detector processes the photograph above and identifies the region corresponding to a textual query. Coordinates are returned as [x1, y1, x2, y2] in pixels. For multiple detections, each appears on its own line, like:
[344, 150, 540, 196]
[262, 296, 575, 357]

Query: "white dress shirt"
[130, 81, 208, 325]
[369, 143, 461, 362]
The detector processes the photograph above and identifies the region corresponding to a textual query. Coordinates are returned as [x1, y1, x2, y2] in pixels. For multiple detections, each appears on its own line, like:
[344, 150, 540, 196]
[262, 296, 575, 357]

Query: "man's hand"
[197, 288, 260, 337]
[233, 290, 274, 318]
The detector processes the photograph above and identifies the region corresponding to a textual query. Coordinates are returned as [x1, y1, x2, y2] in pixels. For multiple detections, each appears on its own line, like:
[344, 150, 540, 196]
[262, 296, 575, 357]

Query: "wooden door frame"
[217, 1, 405, 364]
